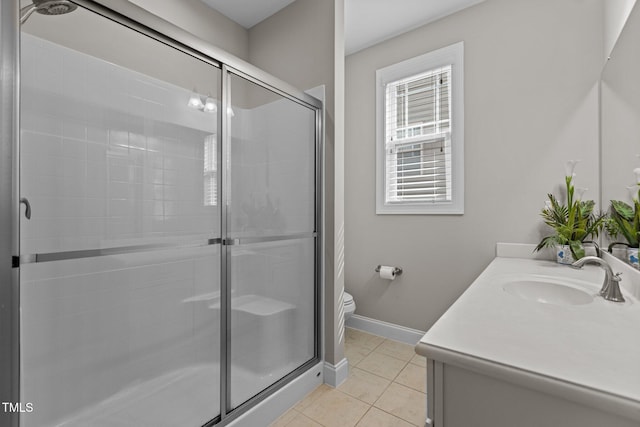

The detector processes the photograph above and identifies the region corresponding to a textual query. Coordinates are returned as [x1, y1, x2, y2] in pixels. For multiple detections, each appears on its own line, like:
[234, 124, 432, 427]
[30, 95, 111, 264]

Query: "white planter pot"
[627, 247, 639, 269]
[584, 245, 598, 257]
[556, 245, 575, 265]
[611, 246, 628, 261]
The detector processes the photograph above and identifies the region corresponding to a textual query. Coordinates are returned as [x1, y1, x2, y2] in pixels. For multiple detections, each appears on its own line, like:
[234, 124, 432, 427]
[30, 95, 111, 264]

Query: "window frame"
[375, 42, 464, 215]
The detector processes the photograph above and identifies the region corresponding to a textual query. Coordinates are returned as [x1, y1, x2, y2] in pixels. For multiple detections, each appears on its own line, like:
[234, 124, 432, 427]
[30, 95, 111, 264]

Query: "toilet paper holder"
[375, 265, 403, 276]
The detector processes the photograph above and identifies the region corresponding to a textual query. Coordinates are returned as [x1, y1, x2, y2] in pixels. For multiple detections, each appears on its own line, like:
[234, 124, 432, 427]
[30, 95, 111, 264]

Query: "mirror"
[601, 2, 640, 260]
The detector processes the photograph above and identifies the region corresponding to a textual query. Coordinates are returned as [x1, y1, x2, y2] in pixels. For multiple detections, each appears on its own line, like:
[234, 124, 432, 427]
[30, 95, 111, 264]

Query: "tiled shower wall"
[19, 33, 222, 426]
[20, 33, 219, 254]
[229, 95, 315, 238]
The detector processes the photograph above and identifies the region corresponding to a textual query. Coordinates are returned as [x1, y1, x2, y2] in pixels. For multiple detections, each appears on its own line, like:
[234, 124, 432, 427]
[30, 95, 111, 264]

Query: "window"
[204, 134, 217, 206]
[376, 42, 464, 214]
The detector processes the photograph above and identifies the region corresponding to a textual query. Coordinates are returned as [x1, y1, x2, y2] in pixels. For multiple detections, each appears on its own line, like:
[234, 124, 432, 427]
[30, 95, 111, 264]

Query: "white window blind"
[385, 66, 452, 204]
[376, 42, 464, 215]
[204, 134, 217, 206]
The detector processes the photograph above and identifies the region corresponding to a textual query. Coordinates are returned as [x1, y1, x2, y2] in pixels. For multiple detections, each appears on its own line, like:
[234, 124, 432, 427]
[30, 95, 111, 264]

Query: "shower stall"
[0, 1, 322, 426]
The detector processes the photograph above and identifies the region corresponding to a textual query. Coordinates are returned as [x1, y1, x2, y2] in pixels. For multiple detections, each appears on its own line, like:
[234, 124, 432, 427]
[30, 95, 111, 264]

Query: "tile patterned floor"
[270, 328, 427, 427]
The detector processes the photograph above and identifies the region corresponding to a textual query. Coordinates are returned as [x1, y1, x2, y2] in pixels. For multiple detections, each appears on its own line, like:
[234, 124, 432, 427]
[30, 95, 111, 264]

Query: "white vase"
[627, 247, 639, 269]
[556, 245, 575, 265]
[611, 246, 628, 261]
[584, 245, 598, 257]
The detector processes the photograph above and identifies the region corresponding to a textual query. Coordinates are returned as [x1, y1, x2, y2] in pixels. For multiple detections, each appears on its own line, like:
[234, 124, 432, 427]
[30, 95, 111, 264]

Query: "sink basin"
[503, 280, 594, 306]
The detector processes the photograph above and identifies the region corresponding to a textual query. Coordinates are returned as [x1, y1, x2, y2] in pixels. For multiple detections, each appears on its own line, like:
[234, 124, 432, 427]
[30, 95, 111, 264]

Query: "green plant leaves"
[611, 200, 634, 220]
[569, 241, 585, 260]
[608, 200, 639, 247]
[536, 174, 605, 259]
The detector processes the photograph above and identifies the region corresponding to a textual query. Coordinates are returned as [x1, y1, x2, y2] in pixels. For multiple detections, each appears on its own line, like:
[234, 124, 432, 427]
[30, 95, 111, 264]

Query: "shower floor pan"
[52, 361, 301, 427]
[30, 295, 303, 426]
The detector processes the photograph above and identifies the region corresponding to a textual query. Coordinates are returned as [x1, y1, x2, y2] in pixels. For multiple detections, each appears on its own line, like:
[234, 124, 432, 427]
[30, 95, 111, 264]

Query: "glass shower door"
[226, 72, 318, 408]
[19, 6, 222, 427]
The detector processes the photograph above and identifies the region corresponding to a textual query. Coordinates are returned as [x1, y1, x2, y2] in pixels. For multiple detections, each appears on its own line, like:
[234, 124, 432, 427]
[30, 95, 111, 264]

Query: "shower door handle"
[20, 197, 31, 220]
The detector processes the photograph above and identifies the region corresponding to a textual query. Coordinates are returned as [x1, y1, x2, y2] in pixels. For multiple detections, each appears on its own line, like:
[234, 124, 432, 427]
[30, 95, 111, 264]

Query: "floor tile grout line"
[373, 340, 421, 361]
[372, 388, 422, 427]
[302, 387, 371, 427]
[342, 332, 426, 427]
[276, 329, 425, 427]
[354, 406, 375, 427]
[345, 329, 386, 351]
[409, 359, 426, 368]
[369, 338, 386, 353]
[393, 360, 411, 382]
[304, 412, 324, 427]
[375, 404, 421, 427]
[342, 364, 419, 409]
[345, 343, 377, 366]
[351, 403, 374, 427]
[341, 379, 408, 412]
[282, 409, 299, 427]
[369, 376, 394, 407]
[354, 353, 410, 383]
[347, 365, 394, 384]
[371, 349, 415, 364]
[373, 382, 426, 426]
[345, 343, 380, 360]
[340, 369, 396, 407]
[394, 361, 428, 394]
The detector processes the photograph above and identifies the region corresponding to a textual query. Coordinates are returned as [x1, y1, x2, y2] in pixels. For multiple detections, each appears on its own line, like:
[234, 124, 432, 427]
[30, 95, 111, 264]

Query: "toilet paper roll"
[379, 266, 396, 280]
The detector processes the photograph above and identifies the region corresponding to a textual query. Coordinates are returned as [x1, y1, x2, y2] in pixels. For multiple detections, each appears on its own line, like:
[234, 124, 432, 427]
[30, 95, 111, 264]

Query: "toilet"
[343, 292, 356, 320]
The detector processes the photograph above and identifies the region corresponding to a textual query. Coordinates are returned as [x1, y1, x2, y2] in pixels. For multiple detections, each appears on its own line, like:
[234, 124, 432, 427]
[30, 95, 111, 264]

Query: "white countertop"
[416, 254, 640, 421]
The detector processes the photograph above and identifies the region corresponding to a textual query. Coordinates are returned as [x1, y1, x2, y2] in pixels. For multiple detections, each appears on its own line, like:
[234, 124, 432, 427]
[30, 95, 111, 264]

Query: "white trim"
[376, 42, 464, 215]
[323, 358, 349, 388]
[228, 362, 323, 427]
[345, 314, 426, 345]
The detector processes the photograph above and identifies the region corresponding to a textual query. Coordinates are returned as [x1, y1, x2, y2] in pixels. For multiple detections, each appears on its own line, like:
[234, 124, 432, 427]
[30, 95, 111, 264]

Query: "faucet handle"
[613, 272, 623, 282]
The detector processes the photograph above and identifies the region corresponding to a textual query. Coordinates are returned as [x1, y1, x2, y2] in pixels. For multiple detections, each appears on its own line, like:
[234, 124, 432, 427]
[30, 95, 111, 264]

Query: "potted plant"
[605, 168, 640, 269]
[535, 161, 606, 264]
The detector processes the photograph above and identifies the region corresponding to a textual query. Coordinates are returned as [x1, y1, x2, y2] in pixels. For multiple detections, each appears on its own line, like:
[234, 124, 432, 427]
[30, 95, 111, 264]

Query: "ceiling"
[200, 0, 297, 29]
[200, 0, 485, 55]
[345, 0, 485, 55]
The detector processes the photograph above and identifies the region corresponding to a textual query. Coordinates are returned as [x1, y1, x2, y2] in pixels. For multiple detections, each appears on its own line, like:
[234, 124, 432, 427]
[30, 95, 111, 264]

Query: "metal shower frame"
[0, 1, 324, 425]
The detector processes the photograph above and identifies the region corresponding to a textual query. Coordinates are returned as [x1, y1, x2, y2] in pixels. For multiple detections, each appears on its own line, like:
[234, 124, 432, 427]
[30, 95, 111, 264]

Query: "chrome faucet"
[571, 256, 624, 303]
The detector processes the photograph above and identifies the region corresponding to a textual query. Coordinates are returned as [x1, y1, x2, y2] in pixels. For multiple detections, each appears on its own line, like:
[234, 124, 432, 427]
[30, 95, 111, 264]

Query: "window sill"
[376, 202, 464, 215]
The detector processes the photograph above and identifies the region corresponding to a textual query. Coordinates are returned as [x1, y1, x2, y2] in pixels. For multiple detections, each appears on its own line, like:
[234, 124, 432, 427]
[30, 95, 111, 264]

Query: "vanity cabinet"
[422, 358, 638, 427]
[416, 253, 640, 427]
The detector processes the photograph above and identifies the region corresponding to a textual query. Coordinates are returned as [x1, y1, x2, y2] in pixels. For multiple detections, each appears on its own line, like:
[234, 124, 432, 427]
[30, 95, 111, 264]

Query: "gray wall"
[126, 0, 249, 60]
[20, 0, 249, 60]
[249, 0, 345, 365]
[602, 2, 640, 213]
[345, 0, 604, 331]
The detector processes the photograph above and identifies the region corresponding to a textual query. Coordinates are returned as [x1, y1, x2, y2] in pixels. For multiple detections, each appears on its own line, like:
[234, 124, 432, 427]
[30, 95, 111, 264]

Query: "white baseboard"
[323, 357, 349, 387]
[345, 314, 426, 345]
[229, 362, 323, 427]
